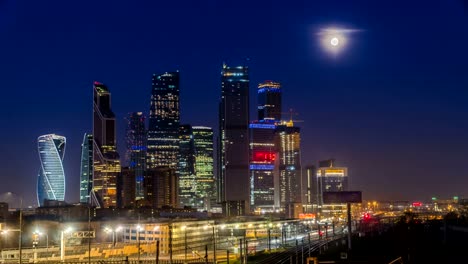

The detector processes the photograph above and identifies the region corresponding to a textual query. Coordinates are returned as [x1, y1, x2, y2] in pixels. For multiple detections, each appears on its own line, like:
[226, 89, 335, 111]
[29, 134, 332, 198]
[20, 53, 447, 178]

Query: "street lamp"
[60, 227, 73, 261]
[104, 226, 122, 247]
[33, 230, 49, 262]
[136, 225, 143, 263]
[153, 226, 160, 264]
[204, 224, 217, 264]
[0, 192, 23, 264]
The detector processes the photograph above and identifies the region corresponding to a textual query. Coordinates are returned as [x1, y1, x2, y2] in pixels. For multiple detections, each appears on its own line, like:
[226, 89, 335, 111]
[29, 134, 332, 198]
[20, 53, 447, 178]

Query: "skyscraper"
[249, 122, 277, 211]
[126, 112, 147, 200]
[93, 81, 121, 208]
[37, 134, 66, 207]
[275, 122, 302, 211]
[178, 124, 196, 207]
[193, 126, 215, 210]
[315, 162, 348, 217]
[147, 72, 180, 170]
[257, 81, 282, 122]
[79, 133, 93, 203]
[218, 64, 250, 210]
[249, 81, 282, 212]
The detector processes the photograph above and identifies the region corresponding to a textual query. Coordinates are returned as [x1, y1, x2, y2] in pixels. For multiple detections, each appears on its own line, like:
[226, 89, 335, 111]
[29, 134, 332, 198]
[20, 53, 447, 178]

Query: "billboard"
[323, 191, 362, 204]
[252, 151, 276, 163]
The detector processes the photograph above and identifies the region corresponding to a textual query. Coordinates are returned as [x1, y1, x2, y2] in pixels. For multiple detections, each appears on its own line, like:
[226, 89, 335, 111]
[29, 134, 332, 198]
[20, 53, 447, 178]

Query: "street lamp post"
[212, 225, 216, 264]
[204, 224, 216, 264]
[105, 226, 123, 247]
[33, 230, 49, 262]
[181, 225, 187, 264]
[136, 225, 143, 263]
[60, 227, 72, 262]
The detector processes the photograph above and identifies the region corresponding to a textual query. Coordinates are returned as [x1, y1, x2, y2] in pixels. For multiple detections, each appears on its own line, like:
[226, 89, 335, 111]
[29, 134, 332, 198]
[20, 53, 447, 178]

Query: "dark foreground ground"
[316, 217, 468, 263]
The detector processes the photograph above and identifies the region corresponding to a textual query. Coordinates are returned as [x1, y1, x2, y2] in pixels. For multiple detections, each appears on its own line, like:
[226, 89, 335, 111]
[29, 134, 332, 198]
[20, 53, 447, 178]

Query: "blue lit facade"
[126, 112, 147, 201]
[37, 134, 66, 207]
[257, 81, 281, 122]
[249, 122, 277, 211]
[249, 81, 282, 212]
[79, 133, 93, 203]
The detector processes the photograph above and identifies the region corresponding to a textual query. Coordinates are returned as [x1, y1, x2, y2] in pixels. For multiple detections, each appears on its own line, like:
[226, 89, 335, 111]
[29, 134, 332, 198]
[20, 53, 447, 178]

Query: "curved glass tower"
[37, 134, 66, 207]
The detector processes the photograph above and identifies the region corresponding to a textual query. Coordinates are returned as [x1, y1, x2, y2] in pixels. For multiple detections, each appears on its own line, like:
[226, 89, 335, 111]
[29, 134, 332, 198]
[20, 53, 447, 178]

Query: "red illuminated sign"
[412, 202, 422, 207]
[252, 151, 276, 162]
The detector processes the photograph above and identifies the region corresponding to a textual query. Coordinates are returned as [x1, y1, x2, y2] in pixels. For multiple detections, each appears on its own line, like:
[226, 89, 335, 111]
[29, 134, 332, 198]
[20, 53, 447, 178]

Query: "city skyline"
[2, 0, 468, 206]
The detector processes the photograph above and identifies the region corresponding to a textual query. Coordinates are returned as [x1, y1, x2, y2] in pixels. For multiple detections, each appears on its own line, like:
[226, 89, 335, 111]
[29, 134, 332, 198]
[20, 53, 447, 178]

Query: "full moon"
[330, 37, 339, 46]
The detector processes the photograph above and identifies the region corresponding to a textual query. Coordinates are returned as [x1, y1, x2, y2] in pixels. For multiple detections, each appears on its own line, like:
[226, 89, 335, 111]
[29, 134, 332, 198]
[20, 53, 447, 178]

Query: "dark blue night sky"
[1, 0, 467, 207]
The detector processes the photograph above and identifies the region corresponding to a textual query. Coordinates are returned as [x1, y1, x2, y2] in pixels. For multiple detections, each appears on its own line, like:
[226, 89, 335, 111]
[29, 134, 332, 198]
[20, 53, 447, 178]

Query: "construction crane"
[280, 108, 304, 127]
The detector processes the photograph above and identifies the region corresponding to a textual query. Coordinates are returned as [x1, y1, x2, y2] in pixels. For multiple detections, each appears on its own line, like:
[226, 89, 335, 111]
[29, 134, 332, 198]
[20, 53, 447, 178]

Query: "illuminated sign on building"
[252, 151, 276, 163]
[249, 164, 275, 170]
[324, 169, 345, 175]
[299, 213, 316, 219]
[249, 123, 276, 129]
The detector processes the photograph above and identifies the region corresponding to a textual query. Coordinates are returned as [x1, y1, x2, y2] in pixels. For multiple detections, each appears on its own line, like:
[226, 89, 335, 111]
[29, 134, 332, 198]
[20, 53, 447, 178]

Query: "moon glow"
[330, 37, 339, 46]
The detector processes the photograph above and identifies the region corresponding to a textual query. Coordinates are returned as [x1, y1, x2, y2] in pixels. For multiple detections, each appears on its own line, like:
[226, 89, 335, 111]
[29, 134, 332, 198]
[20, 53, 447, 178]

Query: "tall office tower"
[249, 122, 277, 211]
[126, 112, 147, 200]
[178, 124, 196, 207]
[193, 126, 215, 210]
[146, 167, 178, 208]
[304, 166, 318, 213]
[275, 122, 302, 211]
[93, 81, 121, 208]
[315, 162, 348, 217]
[37, 134, 66, 207]
[147, 72, 180, 170]
[316, 162, 348, 203]
[218, 63, 250, 212]
[249, 81, 282, 212]
[79, 133, 93, 203]
[257, 81, 282, 122]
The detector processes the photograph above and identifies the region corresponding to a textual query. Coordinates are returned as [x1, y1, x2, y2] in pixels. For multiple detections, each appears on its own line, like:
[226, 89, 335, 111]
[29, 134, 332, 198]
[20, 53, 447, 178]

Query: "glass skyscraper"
[218, 64, 250, 210]
[193, 126, 214, 210]
[257, 81, 282, 122]
[249, 122, 277, 211]
[249, 81, 282, 212]
[37, 134, 66, 207]
[126, 112, 147, 200]
[275, 122, 302, 210]
[79, 133, 93, 203]
[178, 124, 196, 207]
[147, 72, 180, 170]
[93, 81, 121, 208]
